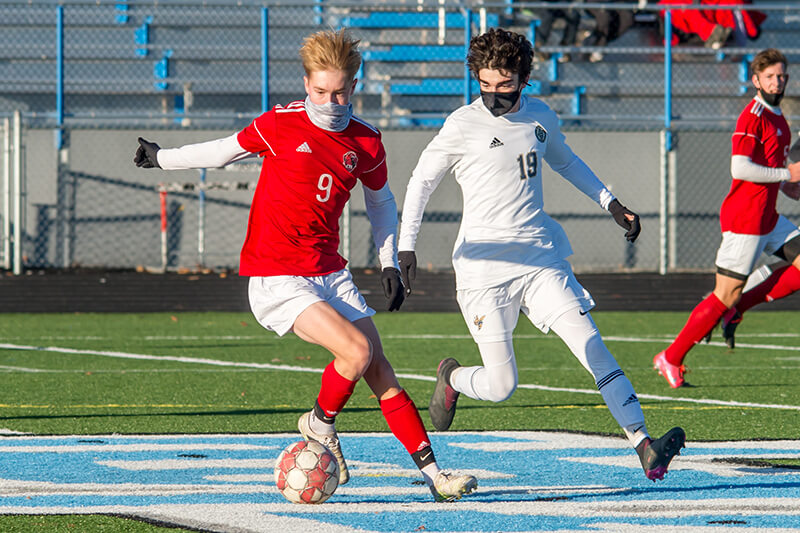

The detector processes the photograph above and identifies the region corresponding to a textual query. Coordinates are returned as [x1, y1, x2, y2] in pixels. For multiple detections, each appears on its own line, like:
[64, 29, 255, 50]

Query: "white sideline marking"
[2, 341, 800, 411]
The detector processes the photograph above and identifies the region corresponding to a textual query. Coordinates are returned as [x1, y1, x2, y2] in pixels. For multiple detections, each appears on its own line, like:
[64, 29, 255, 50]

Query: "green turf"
[0, 514, 184, 532]
[1, 311, 800, 440]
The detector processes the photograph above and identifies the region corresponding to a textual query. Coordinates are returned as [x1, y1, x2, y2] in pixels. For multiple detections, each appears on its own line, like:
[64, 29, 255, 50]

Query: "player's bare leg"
[293, 302, 375, 485]
[356, 318, 478, 501]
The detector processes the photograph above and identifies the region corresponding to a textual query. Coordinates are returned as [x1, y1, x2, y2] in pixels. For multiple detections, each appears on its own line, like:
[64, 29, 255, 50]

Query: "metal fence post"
[56, 5, 64, 150]
[12, 110, 22, 275]
[660, 9, 674, 275]
[463, 8, 472, 106]
[2, 118, 9, 270]
[261, 7, 270, 113]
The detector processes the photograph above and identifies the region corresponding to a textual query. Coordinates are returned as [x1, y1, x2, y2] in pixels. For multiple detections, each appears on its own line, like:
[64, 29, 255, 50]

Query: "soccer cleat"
[704, 24, 731, 50]
[298, 411, 349, 485]
[430, 470, 478, 502]
[653, 351, 686, 388]
[637, 427, 686, 481]
[429, 358, 461, 431]
[721, 308, 741, 349]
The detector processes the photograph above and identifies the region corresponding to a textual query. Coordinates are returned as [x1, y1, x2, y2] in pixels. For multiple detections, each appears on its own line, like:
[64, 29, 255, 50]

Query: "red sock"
[380, 390, 431, 455]
[316, 361, 357, 419]
[665, 293, 728, 366]
[738, 265, 800, 314]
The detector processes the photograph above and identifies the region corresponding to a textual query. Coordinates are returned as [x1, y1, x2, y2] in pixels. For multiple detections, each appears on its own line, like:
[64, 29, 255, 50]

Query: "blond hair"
[299, 29, 362, 80]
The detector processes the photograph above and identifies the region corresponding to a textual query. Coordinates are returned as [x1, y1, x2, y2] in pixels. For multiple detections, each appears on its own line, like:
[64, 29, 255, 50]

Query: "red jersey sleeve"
[731, 104, 763, 161]
[237, 111, 277, 157]
[360, 140, 388, 191]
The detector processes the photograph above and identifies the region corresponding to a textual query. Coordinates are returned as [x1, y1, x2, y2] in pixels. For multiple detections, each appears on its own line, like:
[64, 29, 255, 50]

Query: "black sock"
[313, 400, 336, 425]
[411, 445, 437, 470]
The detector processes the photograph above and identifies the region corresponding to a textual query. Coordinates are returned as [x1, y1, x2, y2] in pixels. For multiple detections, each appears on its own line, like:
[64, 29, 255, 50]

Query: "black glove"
[134, 137, 161, 168]
[381, 267, 405, 312]
[609, 199, 641, 243]
[397, 250, 417, 295]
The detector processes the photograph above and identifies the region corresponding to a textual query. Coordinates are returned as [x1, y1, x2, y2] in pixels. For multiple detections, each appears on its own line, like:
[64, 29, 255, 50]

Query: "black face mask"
[480, 86, 523, 117]
[759, 88, 784, 107]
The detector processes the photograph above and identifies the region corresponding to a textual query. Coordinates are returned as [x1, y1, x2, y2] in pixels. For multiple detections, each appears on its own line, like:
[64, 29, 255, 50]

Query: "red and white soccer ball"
[274, 440, 339, 504]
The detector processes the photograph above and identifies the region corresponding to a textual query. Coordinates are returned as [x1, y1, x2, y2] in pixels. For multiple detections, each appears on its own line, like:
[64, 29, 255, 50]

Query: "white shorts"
[248, 269, 375, 336]
[456, 260, 595, 343]
[715, 215, 800, 278]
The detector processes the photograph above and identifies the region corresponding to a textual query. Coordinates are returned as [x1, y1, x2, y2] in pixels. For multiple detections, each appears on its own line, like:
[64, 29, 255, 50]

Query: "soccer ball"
[274, 440, 339, 504]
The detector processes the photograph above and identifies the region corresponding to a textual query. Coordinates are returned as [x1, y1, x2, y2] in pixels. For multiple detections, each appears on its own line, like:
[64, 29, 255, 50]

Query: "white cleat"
[430, 470, 478, 502]
[298, 411, 350, 485]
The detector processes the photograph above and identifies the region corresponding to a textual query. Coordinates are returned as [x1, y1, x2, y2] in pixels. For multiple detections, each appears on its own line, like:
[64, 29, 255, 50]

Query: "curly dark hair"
[750, 48, 787, 76]
[467, 28, 533, 82]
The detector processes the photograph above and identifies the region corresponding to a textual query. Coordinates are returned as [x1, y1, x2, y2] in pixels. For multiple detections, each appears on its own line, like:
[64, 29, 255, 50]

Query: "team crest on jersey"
[535, 125, 547, 143]
[473, 315, 485, 330]
[343, 151, 358, 171]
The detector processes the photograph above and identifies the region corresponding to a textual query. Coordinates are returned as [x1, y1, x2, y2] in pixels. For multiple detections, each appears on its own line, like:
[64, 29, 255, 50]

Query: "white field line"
[2, 338, 800, 412]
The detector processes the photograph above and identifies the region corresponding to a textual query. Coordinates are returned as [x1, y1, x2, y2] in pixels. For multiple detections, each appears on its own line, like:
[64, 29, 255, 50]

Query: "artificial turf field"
[1, 310, 800, 532]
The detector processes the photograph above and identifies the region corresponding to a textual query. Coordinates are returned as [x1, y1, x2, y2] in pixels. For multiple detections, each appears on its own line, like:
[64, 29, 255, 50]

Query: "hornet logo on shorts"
[343, 151, 358, 171]
[473, 315, 485, 330]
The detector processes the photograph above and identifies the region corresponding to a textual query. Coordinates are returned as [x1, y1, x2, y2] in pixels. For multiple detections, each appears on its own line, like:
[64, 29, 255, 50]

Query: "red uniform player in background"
[654, 48, 800, 388]
[658, 0, 766, 49]
[133, 28, 477, 502]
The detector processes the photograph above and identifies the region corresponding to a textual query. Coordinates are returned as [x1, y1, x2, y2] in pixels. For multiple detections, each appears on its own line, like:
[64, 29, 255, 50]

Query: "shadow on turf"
[478, 480, 800, 501]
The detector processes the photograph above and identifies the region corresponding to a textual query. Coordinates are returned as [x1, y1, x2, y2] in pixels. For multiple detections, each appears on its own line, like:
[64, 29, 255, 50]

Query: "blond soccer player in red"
[654, 48, 800, 388]
[133, 29, 477, 502]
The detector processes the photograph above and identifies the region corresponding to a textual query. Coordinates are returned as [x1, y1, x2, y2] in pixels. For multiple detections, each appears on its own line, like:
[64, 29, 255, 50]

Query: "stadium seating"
[0, 2, 798, 126]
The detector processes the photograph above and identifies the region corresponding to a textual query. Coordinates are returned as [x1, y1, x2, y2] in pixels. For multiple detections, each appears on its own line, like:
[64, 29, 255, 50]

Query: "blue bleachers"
[341, 11, 498, 30]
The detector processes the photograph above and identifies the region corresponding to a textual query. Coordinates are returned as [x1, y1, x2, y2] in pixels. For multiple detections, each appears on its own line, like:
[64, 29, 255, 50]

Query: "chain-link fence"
[1, 1, 799, 274]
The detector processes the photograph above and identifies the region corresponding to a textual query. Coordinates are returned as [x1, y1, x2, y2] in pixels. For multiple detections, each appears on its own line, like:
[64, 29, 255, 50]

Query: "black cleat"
[429, 358, 461, 431]
[638, 427, 686, 481]
[721, 309, 741, 349]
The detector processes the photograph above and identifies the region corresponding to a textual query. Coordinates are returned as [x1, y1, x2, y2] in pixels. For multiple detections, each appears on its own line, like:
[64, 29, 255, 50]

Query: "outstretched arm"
[134, 133, 255, 170]
[397, 117, 464, 293]
[543, 116, 640, 242]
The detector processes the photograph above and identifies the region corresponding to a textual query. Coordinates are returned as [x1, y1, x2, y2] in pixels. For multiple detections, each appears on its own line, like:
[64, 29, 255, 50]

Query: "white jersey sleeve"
[363, 182, 400, 270]
[398, 115, 466, 251]
[540, 111, 615, 210]
[157, 133, 257, 170]
[731, 154, 790, 183]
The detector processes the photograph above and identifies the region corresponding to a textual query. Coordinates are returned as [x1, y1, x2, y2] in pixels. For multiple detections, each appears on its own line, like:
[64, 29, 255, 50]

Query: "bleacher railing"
[1, 1, 799, 275]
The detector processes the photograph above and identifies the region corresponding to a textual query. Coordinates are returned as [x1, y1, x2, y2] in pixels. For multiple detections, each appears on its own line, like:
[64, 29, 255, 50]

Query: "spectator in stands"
[657, 0, 766, 50]
[530, 0, 582, 63]
[654, 49, 800, 388]
[397, 27, 685, 482]
[133, 28, 477, 503]
[581, 0, 636, 62]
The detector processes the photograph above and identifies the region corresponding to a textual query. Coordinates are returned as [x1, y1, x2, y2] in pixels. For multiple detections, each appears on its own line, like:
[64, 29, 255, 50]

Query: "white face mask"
[304, 96, 353, 132]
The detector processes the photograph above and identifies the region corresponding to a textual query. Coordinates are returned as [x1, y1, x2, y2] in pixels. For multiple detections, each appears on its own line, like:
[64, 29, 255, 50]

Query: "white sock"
[450, 339, 518, 403]
[550, 307, 649, 447]
[420, 462, 441, 487]
[309, 410, 335, 436]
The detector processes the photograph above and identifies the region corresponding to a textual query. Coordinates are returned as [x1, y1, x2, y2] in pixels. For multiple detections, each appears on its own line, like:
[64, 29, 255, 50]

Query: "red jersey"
[236, 101, 388, 276]
[720, 98, 790, 235]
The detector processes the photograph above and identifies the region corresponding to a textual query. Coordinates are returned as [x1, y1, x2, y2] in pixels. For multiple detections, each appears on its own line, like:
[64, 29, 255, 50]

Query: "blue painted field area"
[1, 431, 799, 532]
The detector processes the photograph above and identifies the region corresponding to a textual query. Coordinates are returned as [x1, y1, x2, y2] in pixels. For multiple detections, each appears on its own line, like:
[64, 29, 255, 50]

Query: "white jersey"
[399, 96, 616, 290]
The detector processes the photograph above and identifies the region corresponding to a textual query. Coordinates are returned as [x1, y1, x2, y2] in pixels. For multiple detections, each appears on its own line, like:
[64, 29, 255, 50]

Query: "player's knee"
[484, 378, 517, 403]
[347, 336, 373, 375]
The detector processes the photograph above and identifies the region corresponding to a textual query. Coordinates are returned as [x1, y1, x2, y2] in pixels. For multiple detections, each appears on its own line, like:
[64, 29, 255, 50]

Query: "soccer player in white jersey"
[397, 28, 685, 481]
[655, 48, 800, 387]
[133, 29, 476, 502]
